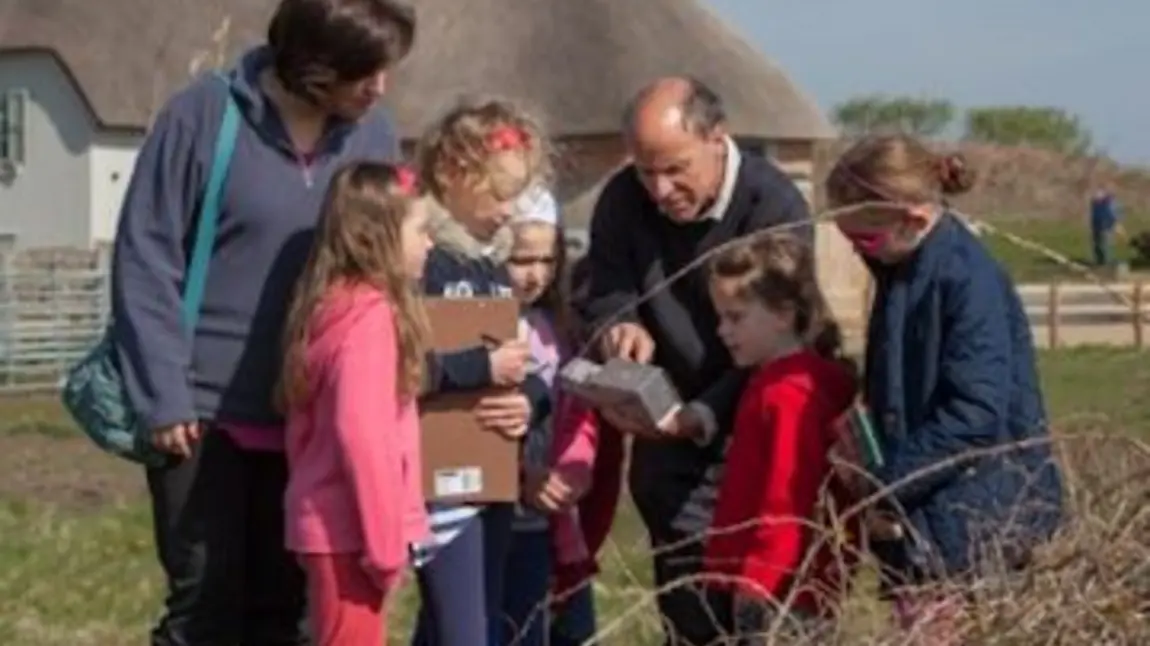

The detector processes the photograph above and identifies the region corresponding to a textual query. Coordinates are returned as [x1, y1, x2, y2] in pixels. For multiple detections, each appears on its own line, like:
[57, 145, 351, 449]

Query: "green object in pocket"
[845, 404, 885, 470]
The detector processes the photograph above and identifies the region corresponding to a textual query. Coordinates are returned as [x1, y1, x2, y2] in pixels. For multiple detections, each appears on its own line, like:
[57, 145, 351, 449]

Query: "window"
[0, 90, 27, 165]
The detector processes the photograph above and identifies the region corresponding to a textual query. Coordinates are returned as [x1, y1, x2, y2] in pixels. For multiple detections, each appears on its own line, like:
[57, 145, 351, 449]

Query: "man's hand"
[656, 405, 704, 441]
[488, 340, 531, 386]
[475, 392, 531, 440]
[152, 421, 201, 458]
[600, 322, 655, 364]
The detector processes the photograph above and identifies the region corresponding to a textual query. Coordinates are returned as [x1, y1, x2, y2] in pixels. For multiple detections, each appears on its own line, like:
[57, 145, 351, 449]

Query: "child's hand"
[525, 468, 587, 512]
[864, 509, 904, 541]
[489, 340, 531, 386]
[358, 555, 394, 591]
[475, 392, 531, 439]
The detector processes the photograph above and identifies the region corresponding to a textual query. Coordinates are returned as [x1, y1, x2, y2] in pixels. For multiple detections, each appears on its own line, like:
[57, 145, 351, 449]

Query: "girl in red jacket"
[703, 233, 859, 643]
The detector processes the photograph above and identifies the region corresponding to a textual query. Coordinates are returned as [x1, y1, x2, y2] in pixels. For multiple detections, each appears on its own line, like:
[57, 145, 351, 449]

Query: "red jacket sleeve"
[740, 384, 829, 597]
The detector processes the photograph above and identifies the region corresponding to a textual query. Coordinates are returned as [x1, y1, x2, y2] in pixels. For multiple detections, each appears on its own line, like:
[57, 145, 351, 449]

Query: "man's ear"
[704, 123, 728, 145]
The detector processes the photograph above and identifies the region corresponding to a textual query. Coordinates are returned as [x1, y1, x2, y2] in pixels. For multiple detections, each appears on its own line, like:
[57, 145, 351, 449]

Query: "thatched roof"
[385, 0, 833, 140]
[0, 0, 833, 140]
[0, 0, 268, 131]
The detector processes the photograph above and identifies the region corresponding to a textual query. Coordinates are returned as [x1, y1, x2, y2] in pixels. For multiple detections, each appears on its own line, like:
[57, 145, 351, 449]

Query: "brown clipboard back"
[420, 297, 521, 504]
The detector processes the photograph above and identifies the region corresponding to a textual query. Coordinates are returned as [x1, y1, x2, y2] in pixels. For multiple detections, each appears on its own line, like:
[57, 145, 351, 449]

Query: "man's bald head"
[622, 76, 727, 142]
[620, 77, 730, 222]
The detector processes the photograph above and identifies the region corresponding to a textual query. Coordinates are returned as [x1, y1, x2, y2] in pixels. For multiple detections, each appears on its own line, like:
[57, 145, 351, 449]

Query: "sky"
[708, 0, 1149, 165]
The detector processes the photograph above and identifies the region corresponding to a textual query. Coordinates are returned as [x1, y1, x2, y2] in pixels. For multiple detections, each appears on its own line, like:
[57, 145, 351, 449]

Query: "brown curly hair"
[708, 233, 847, 363]
[278, 161, 430, 411]
[415, 97, 552, 203]
[826, 134, 976, 208]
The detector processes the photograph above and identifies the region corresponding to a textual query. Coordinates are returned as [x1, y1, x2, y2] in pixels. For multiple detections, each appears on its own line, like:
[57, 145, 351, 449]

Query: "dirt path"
[0, 433, 146, 511]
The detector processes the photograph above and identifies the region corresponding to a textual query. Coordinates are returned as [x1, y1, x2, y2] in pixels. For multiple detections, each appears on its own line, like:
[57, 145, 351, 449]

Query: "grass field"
[980, 214, 1149, 282]
[0, 347, 1147, 645]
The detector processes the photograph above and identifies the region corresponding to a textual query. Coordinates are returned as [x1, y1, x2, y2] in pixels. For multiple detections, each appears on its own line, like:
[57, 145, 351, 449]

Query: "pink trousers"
[302, 553, 397, 646]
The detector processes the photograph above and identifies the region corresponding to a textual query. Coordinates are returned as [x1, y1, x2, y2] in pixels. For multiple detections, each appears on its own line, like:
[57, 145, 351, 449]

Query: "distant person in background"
[1089, 185, 1124, 267]
[577, 76, 812, 646]
[109, 1, 416, 644]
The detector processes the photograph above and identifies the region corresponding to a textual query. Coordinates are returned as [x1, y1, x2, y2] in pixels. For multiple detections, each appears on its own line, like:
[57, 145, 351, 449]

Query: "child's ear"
[902, 204, 935, 231]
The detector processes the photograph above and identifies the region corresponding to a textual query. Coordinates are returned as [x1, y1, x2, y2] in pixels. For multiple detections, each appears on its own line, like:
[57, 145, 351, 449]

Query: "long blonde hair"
[278, 162, 429, 411]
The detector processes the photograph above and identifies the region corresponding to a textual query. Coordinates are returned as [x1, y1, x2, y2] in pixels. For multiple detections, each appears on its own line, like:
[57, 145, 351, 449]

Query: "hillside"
[814, 142, 1150, 221]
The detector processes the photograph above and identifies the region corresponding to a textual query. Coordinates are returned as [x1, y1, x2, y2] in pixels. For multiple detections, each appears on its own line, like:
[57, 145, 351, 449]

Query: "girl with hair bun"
[826, 135, 1064, 643]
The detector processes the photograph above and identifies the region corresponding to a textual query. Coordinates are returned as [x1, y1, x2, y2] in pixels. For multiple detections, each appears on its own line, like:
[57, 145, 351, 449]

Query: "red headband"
[394, 166, 418, 195]
[488, 125, 527, 151]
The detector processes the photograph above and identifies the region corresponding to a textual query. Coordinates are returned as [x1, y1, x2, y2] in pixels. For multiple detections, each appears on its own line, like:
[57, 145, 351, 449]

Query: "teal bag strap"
[180, 80, 240, 330]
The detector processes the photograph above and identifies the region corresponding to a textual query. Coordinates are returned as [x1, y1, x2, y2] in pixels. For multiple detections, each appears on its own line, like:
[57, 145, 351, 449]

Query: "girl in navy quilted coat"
[826, 135, 1064, 643]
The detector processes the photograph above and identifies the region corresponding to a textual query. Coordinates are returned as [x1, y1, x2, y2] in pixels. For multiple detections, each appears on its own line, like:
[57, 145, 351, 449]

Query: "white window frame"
[0, 90, 28, 166]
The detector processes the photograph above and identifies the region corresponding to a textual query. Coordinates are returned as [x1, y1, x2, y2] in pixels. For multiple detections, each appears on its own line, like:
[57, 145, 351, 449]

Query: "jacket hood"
[308, 284, 387, 362]
[426, 198, 513, 263]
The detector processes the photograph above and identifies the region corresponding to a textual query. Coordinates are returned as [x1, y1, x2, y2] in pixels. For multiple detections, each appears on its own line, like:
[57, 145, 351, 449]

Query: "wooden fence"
[0, 251, 109, 393]
[1018, 282, 1150, 349]
[827, 281, 1150, 351]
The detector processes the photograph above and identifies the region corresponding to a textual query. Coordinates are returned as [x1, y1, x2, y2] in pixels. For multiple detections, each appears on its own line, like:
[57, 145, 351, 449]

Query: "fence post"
[0, 252, 10, 388]
[96, 245, 112, 330]
[1047, 282, 1061, 349]
[1134, 282, 1144, 350]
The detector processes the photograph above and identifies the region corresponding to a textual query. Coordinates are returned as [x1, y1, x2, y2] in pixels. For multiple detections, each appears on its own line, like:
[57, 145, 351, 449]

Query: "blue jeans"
[412, 504, 516, 646]
[1092, 227, 1115, 267]
[500, 529, 597, 646]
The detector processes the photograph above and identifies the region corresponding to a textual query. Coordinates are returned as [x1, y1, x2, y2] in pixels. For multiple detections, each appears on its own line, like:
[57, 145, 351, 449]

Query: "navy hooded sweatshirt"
[110, 46, 400, 430]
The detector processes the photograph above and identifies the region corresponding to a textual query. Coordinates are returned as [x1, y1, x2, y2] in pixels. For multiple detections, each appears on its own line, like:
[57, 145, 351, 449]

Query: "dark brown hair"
[278, 162, 429, 411]
[708, 234, 845, 361]
[826, 134, 976, 208]
[267, 0, 415, 103]
[416, 97, 551, 202]
[510, 221, 573, 347]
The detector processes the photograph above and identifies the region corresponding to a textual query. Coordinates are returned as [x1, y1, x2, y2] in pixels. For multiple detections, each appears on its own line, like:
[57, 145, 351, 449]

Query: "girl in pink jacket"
[278, 162, 433, 646]
[498, 186, 600, 646]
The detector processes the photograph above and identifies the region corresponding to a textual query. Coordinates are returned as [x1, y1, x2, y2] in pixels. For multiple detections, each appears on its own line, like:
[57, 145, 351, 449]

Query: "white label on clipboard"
[434, 467, 484, 497]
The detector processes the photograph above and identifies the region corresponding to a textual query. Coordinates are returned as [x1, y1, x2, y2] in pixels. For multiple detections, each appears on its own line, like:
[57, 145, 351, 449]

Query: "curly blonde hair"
[416, 96, 552, 203]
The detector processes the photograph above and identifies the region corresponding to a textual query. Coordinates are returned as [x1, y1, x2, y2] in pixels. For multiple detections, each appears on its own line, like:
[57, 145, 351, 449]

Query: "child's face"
[835, 203, 935, 263]
[400, 199, 433, 281]
[440, 151, 530, 242]
[710, 281, 795, 367]
[507, 223, 558, 305]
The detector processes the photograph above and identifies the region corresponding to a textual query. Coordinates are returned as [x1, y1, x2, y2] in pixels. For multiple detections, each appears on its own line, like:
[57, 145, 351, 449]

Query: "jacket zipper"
[297, 152, 315, 188]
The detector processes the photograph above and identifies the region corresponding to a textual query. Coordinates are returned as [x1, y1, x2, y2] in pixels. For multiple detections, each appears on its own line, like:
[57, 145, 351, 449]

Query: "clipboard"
[420, 297, 521, 503]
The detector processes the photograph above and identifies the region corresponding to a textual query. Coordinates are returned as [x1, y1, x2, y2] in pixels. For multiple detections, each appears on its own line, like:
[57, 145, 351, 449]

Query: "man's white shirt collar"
[700, 137, 742, 222]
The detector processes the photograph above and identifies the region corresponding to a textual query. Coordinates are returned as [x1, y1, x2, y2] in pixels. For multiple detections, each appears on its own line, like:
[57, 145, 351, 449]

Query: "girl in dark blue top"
[826, 135, 1064, 641]
[409, 97, 553, 646]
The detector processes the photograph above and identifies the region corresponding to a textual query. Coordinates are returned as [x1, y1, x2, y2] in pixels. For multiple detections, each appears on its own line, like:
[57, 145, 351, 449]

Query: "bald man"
[576, 77, 812, 645]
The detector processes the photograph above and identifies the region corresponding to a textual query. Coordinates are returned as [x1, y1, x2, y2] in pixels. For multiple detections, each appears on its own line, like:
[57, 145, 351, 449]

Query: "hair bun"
[938, 153, 976, 195]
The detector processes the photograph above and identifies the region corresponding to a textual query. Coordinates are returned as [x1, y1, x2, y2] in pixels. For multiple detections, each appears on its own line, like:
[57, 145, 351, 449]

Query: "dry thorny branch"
[529, 204, 1150, 645]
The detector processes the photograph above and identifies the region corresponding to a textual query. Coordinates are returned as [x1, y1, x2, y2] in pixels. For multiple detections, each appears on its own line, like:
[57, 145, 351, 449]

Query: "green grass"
[981, 216, 1148, 282]
[0, 347, 1147, 645]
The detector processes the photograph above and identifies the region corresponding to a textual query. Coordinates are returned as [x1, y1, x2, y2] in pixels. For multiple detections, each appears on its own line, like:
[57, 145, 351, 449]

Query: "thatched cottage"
[0, 0, 865, 314]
